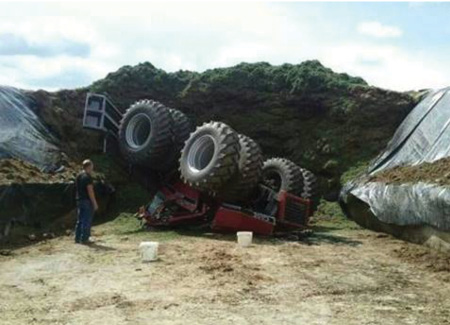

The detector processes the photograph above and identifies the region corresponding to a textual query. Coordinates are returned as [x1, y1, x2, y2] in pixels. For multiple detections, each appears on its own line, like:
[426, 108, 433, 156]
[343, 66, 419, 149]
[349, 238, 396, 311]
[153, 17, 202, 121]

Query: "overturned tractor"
[84, 94, 318, 235]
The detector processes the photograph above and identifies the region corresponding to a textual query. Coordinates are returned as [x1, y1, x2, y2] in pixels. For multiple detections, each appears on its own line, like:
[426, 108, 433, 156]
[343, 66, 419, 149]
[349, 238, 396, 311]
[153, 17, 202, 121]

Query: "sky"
[0, 1, 449, 91]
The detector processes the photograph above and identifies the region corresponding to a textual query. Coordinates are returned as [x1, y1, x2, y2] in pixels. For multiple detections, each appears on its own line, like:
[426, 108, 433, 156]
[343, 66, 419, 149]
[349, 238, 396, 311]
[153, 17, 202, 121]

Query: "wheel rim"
[125, 113, 152, 149]
[187, 135, 216, 173]
[263, 169, 282, 192]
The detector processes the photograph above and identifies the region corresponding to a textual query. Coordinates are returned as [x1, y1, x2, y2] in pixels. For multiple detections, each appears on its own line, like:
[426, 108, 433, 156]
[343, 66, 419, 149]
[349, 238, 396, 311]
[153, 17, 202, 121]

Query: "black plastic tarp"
[341, 87, 450, 232]
[0, 86, 61, 169]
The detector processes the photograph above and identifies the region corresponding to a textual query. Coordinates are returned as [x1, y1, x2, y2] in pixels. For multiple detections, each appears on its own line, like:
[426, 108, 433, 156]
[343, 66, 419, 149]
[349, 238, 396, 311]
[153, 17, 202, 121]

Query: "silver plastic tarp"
[341, 87, 450, 231]
[0, 86, 60, 169]
[351, 182, 450, 230]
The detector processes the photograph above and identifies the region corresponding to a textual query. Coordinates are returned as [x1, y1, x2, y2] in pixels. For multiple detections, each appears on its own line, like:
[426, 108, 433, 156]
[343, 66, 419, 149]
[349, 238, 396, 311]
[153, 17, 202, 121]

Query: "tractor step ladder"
[82, 93, 122, 152]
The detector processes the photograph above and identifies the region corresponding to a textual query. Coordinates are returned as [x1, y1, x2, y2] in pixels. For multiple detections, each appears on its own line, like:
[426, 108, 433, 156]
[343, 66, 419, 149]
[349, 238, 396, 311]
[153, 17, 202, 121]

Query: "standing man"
[75, 159, 98, 244]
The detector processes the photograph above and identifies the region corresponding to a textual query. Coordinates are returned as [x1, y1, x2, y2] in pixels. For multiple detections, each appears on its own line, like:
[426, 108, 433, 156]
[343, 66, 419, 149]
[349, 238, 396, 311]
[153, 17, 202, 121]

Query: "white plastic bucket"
[139, 241, 159, 262]
[237, 231, 253, 247]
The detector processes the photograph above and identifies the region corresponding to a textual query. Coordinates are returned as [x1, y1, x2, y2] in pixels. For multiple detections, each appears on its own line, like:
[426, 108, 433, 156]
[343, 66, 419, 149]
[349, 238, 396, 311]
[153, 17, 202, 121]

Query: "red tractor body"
[211, 206, 276, 235]
[139, 181, 312, 235]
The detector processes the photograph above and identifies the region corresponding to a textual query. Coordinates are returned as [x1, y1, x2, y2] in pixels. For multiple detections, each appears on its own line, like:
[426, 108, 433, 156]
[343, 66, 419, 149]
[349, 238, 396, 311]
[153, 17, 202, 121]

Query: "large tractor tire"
[300, 168, 319, 212]
[300, 168, 318, 200]
[220, 134, 263, 202]
[261, 158, 304, 196]
[164, 108, 193, 171]
[169, 108, 192, 148]
[118, 99, 173, 169]
[179, 121, 240, 192]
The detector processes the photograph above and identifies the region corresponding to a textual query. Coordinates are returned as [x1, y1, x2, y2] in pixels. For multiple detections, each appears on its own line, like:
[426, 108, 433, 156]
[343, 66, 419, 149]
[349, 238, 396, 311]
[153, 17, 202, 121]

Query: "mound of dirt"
[370, 157, 450, 186]
[30, 89, 104, 160]
[0, 159, 79, 185]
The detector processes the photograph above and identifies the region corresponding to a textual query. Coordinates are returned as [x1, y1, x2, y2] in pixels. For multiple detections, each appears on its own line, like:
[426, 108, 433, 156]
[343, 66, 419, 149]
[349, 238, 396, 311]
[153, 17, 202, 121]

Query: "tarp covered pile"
[0, 86, 61, 170]
[340, 88, 450, 241]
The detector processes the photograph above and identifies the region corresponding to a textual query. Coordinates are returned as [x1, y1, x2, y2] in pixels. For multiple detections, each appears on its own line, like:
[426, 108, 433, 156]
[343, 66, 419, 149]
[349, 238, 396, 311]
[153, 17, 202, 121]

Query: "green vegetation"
[341, 160, 371, 184]
[91, 61, 367, 109]
[182, 61, 366, 96]
[95, 213, 181, 245]
[90, 154, 151, 219]
[315, 199, 346, 219]
[114, 183, 151, 212]
[313, 200, 361, 231]
[91, 154, 128, 184]
[106, 213, 142, 234]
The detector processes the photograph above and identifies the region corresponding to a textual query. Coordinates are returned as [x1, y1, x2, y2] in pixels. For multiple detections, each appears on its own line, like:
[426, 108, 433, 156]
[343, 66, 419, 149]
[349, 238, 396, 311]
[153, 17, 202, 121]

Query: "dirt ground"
[1, 217, 449, 325]
[0, 157, 118, 188]
[370, 157, 450, 185]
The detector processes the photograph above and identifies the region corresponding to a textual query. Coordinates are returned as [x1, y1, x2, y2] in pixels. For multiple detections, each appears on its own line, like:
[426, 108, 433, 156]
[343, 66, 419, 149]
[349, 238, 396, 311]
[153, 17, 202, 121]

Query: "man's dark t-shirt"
[76, 172, 93, 201]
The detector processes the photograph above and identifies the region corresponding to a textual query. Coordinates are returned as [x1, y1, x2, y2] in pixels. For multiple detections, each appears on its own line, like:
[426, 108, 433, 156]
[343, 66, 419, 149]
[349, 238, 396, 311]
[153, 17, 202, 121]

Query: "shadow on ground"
[120, 222, 363, 247]
[85, 242, 117, 251]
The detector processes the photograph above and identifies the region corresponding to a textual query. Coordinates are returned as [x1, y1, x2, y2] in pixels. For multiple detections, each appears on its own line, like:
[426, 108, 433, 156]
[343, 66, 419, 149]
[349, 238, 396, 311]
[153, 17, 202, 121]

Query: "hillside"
[30, 60, 418, 199]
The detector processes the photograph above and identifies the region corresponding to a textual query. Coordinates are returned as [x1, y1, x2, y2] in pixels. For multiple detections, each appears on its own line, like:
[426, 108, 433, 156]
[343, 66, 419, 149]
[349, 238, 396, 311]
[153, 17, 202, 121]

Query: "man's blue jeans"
[75, 199, 94, 243]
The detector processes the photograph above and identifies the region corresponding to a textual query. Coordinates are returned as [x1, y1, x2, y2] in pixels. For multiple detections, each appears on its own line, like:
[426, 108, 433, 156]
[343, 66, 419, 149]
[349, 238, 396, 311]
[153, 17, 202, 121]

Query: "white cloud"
[319, 43, 447, 91]
[0, 17, 97, 46]
[212, 43, 273, 68]
[0, 16, 117, 89]
[0, 55, 112, 90]
[357, 21, 403, 38]
[0, 2, 448, 92]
